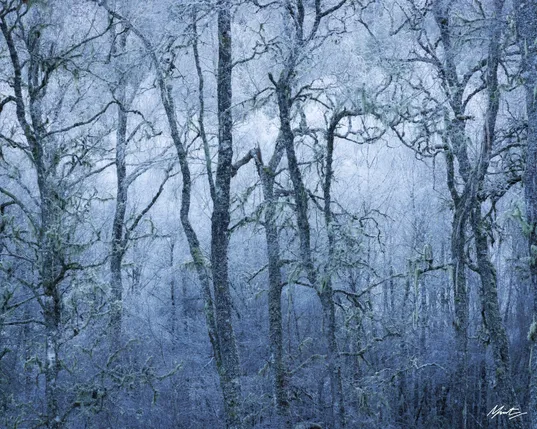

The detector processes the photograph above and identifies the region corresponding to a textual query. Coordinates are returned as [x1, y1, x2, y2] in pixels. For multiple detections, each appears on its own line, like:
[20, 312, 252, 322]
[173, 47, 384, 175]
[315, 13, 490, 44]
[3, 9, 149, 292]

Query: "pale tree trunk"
[514, 1, 537, 427]
[110, 31, 128, 348]
[192, 11, 216, 203]
[109, 28, 168, 350]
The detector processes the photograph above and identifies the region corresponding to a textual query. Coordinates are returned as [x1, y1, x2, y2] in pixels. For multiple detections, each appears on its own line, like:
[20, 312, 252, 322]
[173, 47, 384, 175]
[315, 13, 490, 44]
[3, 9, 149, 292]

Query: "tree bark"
[276, 76, 346, 427]
[514, 1, 537, 426]
[211, 2, 244, 427]
[471, 207, 522, 424]
[450, 205, 469, 429]
[254, 141, 291, 427]
[93, 5, 243, 426]
[322, 109, 362, 428]
[1, 15, 64, 428]
[110, 32, 128, 348]
[470, 2, 523, 425]
[432, 7, 475, 426]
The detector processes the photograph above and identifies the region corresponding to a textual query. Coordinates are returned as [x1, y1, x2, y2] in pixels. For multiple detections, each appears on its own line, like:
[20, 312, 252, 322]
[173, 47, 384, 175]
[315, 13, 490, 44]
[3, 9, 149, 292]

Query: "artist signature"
[487, 405, 527, 420]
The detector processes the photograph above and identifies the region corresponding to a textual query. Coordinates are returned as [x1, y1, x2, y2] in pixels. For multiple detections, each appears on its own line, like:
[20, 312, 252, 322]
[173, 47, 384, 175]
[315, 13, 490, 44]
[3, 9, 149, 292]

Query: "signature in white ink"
[487, 405, 527, 420]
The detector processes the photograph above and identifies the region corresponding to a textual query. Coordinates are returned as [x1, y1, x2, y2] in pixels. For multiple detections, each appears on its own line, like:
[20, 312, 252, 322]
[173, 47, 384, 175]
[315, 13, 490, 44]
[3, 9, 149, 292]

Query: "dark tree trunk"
[470, 2, 523, 425]
[451, 208, 469, 428]
[255, 141, 291, 427]
[471, 208, 521, 420]
[96, 6, 243, 426]
[322, 110, 361, 428]
[0, 17, 64, 427]
[212, 3, 243, 427]
[277, 81, 346, 428]
[433, 6, 473, 422]
[514, 1, 537, 426]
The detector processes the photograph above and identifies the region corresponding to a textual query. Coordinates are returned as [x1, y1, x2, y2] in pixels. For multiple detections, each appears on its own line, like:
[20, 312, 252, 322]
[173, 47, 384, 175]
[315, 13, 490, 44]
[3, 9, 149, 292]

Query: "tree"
[0, 1, 113, 426]
[264, 1, 355, 426]
[1, 0, 535, 426]
[210, 1, 244, 426]
[514, 1, 537, 427]
[395, 0, 524, 425]
[253, 136, 290, 426]
[107, 25, 172, 350]
[93, 2, 252, 426]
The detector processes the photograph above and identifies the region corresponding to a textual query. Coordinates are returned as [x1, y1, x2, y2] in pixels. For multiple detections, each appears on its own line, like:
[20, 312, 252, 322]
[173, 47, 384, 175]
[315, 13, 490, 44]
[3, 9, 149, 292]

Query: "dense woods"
[0, 0, 537, 428]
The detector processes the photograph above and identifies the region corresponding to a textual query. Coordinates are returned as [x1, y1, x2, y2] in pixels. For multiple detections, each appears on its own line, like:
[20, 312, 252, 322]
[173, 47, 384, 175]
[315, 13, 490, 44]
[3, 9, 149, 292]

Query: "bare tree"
[253, 139, 290, 426]
[0, 1, 113, 426]
[514, 1, 537, 427]
[211, 1, 244, 426]
[264, 1, 351, 427]
[396, 0, 524, 425]
[93, 2, 250, 426]
[108, 26, 172, 350]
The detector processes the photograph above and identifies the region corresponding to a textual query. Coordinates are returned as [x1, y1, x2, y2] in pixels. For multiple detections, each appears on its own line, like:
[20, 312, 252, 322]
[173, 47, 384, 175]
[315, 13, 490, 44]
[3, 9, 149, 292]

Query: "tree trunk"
[514, 1, 537, 426]
[322, 110, 361, 428]
[278, 83, 345, 428]
[255, 141, 291, 427]
[471, 2, 523, 424]
[451, 210, 469, 429]
[110, 40, 128, 347]
[43, 285, 62, 429]
[212, 2, 243, 427]
[95, 7, 245, 426]
[40, 183, 63, 429]
[471, 207, 523, 428]
[433, 6, 472, 422]
[319, 286, 345, 429]
[170, 241, 177, 340]
[1, 16, 65, 427]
